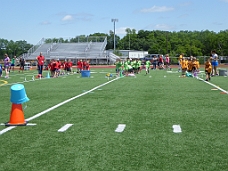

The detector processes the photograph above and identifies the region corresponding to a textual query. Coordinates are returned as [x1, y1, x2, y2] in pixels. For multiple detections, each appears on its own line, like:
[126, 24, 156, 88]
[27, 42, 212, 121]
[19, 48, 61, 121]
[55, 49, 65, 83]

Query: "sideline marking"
[0, 80, 8, 86]
[0, 77, 120, 135]
[115, 124, 126, 133]
[197, 77, 228, 94]
[58, 124, 73, 132]
[0, 73, 77, 87]
[173, 125, 182, 133]
[167, 71, 178, 73]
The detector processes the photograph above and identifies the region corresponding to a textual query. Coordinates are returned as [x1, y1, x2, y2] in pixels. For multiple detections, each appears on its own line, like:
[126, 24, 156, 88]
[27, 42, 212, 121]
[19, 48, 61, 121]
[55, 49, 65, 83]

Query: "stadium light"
[111, 19, 118, 51]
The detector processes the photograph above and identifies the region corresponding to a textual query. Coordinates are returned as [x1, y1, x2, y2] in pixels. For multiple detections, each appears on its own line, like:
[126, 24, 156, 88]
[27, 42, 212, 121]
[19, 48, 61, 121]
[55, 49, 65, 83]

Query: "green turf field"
[0, 68, 228, 171]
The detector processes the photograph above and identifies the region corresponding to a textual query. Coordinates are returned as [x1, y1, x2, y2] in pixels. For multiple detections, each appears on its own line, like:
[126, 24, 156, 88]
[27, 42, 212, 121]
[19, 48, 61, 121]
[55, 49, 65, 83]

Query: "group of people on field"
[76, 59, 90, 73]
[0, 54, 26, 78]
[37, 53, 91, 78]
[0, 52, 91, 79]
[47, 58, 73, 78]
[178, 50, 219, 81]
[115, 54, 171, 76]
[151, 54, 171, 70]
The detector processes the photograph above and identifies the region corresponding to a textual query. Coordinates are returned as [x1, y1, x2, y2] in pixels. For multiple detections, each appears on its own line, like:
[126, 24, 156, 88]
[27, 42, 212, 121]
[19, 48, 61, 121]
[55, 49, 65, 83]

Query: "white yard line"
[0, 77, 119, 135]
[58, 124, 73, 132]
[197, 77, 228, 94]
[0, 126, 16, 135]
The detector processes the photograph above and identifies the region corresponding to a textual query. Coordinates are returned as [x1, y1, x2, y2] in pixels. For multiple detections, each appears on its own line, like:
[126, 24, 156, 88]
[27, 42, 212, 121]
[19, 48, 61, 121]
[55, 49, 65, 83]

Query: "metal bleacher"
[24, 36, 119, 65]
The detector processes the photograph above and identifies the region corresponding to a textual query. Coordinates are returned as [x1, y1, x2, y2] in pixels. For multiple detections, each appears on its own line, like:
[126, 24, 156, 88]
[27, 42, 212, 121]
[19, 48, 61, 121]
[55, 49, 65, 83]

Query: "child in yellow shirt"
[181, 58, 188, 77]
[205, 58, 212, 81]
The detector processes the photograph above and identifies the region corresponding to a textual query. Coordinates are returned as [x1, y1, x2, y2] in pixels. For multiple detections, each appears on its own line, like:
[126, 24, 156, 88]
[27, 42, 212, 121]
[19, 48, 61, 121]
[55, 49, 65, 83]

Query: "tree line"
[45, 29, 228, 57]
[1, 29, 228, 60]
[0, 39, 33, 60]
[109, 29, 228, 57]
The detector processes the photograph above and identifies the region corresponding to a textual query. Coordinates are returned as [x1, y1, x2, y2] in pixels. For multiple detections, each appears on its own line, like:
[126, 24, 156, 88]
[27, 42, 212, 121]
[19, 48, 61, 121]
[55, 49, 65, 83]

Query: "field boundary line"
[197, 77, 228, 94]
[0, 77, 120, 135]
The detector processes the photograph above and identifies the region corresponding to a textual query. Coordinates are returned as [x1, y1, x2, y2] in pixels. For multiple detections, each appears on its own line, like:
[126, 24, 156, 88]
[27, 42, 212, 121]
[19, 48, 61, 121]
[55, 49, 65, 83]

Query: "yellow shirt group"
[182, 59, 200, 71]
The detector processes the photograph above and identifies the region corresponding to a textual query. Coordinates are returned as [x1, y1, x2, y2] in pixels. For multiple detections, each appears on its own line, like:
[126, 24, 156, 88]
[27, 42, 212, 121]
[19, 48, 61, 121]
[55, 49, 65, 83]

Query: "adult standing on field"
[36, 52, 45, 77]
[211, 50, 219, 76]
[19, 56, 25, 73]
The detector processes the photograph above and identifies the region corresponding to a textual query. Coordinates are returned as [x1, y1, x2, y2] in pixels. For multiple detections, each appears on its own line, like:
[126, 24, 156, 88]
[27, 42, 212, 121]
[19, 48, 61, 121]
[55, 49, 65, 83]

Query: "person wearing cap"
[36, 52, 45, 77]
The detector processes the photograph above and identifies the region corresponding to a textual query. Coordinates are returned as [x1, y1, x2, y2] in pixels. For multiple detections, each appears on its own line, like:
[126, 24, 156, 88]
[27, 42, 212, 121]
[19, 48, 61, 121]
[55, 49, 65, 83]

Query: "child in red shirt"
[77, 59, 83, 73]
[67, 59, 73, 73]
[85, 60, 90, 70]
[54, 59, 61, 77]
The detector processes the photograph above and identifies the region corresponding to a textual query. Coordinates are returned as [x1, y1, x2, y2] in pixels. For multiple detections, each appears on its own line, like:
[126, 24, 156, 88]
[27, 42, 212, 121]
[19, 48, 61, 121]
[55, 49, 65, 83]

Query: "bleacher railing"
[108, 52, 120, 61]
[85, 41, 92, 52]
[23, 38, 46, 59]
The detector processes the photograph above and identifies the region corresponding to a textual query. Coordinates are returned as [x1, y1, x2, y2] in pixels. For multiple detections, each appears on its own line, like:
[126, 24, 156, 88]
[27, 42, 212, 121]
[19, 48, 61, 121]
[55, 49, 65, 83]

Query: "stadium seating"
[24, 37, 119, 64]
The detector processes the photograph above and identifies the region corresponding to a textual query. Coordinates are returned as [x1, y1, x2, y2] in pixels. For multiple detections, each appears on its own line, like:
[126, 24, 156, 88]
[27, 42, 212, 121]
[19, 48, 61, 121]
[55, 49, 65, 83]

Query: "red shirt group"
[48, 60, 72, 71]
[77, 60, 90, 70]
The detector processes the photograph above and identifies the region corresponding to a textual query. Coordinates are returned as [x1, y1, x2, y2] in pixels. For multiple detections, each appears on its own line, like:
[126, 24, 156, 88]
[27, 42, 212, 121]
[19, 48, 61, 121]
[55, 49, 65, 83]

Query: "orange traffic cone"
[5, 103, 27, 126]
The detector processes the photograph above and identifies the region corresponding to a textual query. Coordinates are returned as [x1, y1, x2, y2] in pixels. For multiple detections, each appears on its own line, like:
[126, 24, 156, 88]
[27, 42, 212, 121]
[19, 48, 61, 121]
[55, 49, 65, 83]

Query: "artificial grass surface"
[0, 68, 227, 171]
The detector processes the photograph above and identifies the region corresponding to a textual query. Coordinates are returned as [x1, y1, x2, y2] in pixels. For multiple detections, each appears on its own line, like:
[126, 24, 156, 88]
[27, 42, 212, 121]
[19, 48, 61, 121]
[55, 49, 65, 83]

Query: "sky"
[0, 0, 228, 45]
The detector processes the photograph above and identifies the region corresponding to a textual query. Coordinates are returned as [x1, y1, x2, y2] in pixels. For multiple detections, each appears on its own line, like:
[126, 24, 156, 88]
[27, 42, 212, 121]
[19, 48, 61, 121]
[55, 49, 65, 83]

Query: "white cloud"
[154, 24, 175, 30]
[114, 27, 137, 35]
[116, 27, 129, 35]
[62, 15, 73, 21]
[143, 24, 176, 31]
[40, 21, 51, 25]
[140, 6, 174, 13]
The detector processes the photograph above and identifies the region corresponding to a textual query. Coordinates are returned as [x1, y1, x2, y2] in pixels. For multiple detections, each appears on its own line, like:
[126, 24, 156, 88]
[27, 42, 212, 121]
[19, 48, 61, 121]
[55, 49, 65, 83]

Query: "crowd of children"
[114, 54, 215, 82]
[115, 58, 141, 76]
[180, 56, 200, 77]
[178, 54, 214, 81]
[115, 55, 171, 76]
[47, 59, 73, 77]
[46, 59, 91, 78]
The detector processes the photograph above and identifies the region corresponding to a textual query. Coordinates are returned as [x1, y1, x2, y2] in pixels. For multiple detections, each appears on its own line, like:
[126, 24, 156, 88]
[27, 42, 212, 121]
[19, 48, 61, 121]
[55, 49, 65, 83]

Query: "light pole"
[111, 19, 118, 51]
[129, 33, 130, 50]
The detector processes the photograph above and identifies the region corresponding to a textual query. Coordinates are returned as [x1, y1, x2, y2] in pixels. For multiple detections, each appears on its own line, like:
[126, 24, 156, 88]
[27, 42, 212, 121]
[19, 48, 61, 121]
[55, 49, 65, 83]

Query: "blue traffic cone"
[46, 72, 50, 79]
